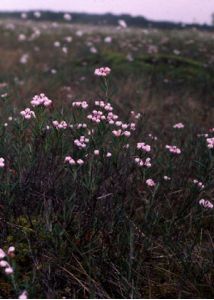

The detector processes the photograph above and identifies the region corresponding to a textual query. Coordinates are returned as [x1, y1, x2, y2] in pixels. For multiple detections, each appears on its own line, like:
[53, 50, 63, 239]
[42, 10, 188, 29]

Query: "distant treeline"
[0, 11, 213, 31]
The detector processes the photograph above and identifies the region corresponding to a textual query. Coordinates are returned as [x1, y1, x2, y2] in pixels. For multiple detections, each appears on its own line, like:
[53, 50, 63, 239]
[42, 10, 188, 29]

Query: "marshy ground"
[0, 18, 214, 298]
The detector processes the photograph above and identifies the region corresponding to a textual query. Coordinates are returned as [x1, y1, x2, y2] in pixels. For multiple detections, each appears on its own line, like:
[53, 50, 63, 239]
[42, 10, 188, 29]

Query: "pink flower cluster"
[86, 102, 137, 137]
[31, 93, 52, 107]
[115, 121, 125, 128]
[107, 112, 119, 124]
[20, 108, 35, 120]
[166, 145, 181, 154]
[112, 129, 131, 137]
[146, 179, 156, 187]
[173, 123, 184, 129]
[72, 101, 88, 109]
[0, 246, 15, 275]
[199, 199, 213, 209]
[206, 137, 214, 149]
[52, 120, 67, 129]
[137, 142, 151, 152]
[131, 111, 141, 119]
[0, 157, 5, 168]
[135, 157, 151, 167]
[94, 67, 111, 77]
[65, 156, 84, 165]
[87, 110, 105, 123]
[95, 101, 113, 111]
[74, 136, 89, 149]
[193, 179, 204, 189]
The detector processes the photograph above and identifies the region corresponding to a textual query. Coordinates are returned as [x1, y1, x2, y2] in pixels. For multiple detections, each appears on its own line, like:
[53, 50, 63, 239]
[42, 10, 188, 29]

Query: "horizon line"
[0, 9, 212, 25]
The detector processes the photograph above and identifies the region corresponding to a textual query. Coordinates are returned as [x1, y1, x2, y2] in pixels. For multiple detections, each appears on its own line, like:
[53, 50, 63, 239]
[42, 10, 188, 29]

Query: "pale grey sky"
[0, 0, 214, 24]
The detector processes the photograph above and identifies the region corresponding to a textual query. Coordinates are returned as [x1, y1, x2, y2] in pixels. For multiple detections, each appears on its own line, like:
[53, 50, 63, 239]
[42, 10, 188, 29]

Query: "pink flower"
[146, 179, 156, 187]
[112, 129, 122, 137]
[166, 145, 181, 154]
[0, 158, 5, 168]
[137, 142, 151, 152]
[74, 136, 89, 149]
[94, 100, 113, 111]
[0, 249, 6, 259]
[52, 121, 58, 127]
[31, 93, 52, 107]
[0, 260, 8, 268]
[20, 108, 35, 120]
[5, 267, 13, 275]
[163, 176, 171, 181]
[130, 111, 141, 119]
[72, 101, 88, 109]
[77, 123, 87, 129]
[7, 246, 15, 256]
[115, 121, 122, 127]
[19, 291, 28, 299]
[94, 67, 111, 77]
[52, 120, 67, 129]
[104, 103, 113, 111]
[64, 156, 76, 165]
[107, 112, 118, 125]
[77, 159, 84, 165]
[123, 131, 131, 137]
[145, 158, 152, 167]
[87, 110, 105, 123]
[134, 157, 151, 168]
[65, 156, 71, 162]
[94, 150, 99, 155]
[130, 123, 136, 131]
[206, 137, 214, 149]
[122, 124, 128, 129]
[199, 199, 213, 209]
[193, 179, 204, 189]
[106, 152, 112, 157]
[173, 123, 184, 129]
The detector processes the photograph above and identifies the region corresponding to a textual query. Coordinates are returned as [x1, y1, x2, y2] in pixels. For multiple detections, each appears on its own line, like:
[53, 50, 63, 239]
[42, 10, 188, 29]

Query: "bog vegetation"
[0, 14, 213, 299]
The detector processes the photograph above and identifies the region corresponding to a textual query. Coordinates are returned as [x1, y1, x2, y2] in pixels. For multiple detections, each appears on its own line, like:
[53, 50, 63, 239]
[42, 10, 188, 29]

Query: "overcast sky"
[0, 0, 213, 24]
